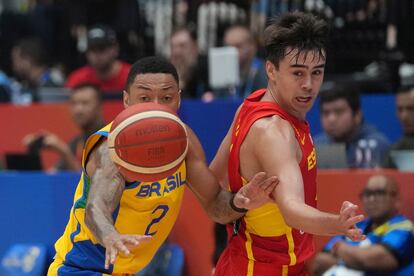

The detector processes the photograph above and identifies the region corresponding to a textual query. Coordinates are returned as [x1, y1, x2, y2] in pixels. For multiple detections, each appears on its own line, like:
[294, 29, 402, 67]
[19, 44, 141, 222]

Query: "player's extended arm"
[254, 117, 364, 239]
[333, 242, 399, 271]
[185, 127, 277, 224]
[84, 140, 151, 269]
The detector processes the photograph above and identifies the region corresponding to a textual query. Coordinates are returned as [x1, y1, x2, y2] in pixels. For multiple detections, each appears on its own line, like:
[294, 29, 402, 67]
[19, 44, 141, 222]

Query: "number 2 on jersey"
[145, 205, 169, 235]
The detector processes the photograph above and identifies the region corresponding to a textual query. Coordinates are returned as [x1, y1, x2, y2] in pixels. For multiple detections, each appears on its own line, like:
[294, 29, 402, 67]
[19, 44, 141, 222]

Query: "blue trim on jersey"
[64, 237, 111, 274]
[125, 181, 141, 190]
[57, 264, 105, 276]
[112, 203, 120, 222]
[95, 131, 108, 137]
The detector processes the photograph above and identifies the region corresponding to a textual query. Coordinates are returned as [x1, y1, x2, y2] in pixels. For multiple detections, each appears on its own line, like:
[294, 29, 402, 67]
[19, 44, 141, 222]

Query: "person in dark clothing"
[383, 85, 414, 168]
[314, 82, 390, 168]
[24, 83, 105, 171]
[169, 26, 210, 98]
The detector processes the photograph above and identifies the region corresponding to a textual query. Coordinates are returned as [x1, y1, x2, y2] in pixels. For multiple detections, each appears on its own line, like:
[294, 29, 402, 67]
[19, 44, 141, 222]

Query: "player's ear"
[178, 90, 182, 109]
[266, 60, 277, 81]
[123, 90, 129, 108]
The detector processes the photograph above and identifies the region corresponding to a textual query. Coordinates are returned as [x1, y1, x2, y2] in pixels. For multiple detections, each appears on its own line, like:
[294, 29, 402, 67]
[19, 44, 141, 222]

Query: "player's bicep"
[87, 141, 125, 212]
[253, 119, 304, 202]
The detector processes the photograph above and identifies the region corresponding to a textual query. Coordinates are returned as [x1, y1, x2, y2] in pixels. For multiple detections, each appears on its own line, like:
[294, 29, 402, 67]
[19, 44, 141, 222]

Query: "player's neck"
[263, 86, 306, 121]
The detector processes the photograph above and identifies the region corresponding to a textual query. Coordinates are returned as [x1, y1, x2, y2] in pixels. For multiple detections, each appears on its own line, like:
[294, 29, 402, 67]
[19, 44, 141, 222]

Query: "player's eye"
[162, 96, 172, 102]
[140, 96, 151, 102]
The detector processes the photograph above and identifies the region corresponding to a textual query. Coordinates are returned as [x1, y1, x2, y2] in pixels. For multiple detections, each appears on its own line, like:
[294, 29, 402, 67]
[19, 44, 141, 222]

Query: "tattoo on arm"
[85, 143, 125, 244]
[209, 190, 244, 224]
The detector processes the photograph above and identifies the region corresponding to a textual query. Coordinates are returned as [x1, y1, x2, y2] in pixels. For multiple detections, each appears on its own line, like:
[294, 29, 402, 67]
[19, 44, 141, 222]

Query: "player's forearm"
[279, 199, 342, 236]
[85, 202, 118, 245]
[207, 190, 244, 224]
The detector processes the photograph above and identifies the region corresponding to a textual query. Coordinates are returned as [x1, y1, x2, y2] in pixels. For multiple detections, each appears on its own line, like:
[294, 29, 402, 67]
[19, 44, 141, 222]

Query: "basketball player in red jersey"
[48, 56, 279, 276]
[211, 12, 366, 275]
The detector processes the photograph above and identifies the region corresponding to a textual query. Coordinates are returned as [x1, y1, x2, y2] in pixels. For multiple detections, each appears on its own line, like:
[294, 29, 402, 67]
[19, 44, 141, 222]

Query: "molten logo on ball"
[108, 103, 188, 182]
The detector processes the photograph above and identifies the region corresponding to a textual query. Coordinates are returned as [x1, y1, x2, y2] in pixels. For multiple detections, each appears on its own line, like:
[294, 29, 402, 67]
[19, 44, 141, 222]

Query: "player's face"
[124, 73, 181, 112]
[321, 99, 361, 141]
[266, 48, 325, 119]
[396, 89, 414, 135]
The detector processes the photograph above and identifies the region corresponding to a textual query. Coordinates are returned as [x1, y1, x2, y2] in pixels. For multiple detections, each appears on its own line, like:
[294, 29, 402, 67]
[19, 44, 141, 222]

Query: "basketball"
[108, 102, 188, 182]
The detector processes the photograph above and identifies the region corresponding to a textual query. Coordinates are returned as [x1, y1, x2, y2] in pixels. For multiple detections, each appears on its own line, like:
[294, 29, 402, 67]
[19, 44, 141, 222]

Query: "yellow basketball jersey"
[52, 124, 186, 274]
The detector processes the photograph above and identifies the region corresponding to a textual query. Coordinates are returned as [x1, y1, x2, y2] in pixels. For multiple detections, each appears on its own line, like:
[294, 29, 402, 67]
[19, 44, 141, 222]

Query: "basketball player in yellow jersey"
[48, 56, 278, 275]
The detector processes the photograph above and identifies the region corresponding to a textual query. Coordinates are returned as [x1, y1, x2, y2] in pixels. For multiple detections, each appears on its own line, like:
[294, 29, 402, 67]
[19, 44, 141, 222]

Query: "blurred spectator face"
[70, 87, 101, 129]
[396, 89, 414, 136]
[360, 175, 398, 222]
[86, 45, 118, 73]
[224, 26, 256, 69]
[11, 47, 30, 79]
[170, 30, 198, 69]
[321, 98, 361, 141]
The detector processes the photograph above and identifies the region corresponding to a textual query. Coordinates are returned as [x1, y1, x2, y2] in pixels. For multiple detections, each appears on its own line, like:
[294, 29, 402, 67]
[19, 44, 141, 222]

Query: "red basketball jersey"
[223, 89, 317, 274]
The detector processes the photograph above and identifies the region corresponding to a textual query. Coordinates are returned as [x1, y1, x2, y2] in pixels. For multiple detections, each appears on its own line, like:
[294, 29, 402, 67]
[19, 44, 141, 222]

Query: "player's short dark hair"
[14, 37, 48, 67]
[125, 56, 179, 91]
[71, 83, 103, 103]
[263, 12, 329, 68]
[319, 82, 361, 114]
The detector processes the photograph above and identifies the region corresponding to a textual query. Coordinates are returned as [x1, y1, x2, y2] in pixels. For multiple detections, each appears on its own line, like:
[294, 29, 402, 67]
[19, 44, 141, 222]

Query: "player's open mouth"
[296, 96, 312, 103]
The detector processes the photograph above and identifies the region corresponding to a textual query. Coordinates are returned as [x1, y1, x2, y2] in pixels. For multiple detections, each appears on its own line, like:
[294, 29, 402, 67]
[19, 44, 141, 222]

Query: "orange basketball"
[108, 102, 188, 182]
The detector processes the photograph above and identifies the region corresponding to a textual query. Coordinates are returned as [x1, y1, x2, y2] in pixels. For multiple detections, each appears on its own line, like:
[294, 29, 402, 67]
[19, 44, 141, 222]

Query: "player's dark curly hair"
[263, 12, 329, 68]
[125, 56, 179, 91]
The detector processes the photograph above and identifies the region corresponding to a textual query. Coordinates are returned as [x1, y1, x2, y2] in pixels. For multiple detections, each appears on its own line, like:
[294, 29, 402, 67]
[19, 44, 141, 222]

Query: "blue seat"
[0, 243, 48, 276]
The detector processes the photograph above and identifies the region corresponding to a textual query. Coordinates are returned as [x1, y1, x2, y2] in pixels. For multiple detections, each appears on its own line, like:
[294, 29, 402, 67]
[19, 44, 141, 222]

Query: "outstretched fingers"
[249, 172, 266, 187]
[104, 235, 152, 269]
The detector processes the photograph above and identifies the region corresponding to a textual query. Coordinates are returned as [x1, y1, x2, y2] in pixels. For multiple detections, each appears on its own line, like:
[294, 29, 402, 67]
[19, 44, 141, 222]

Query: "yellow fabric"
[52, 124, 186, 274]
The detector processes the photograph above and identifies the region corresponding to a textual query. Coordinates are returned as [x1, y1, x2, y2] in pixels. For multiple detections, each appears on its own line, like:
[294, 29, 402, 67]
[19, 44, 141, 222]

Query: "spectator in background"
[211, 24, 267, 99]
[169, 26, 210, 98]
[11, 37, 64, 104]
[312, 174, 414, 276]
[314, 82, 390, 168]
[0, 70, 16, 102]
[24, 83, 105, 171]
[383, 85, 414, 168]
[66, 25, 131, 95]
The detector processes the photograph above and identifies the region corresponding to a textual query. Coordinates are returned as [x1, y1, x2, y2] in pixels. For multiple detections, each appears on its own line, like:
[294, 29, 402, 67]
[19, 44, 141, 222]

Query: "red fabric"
[215, 239, 308, 276]
[65, 62, 131, 93]
[221, 88, 318, 272]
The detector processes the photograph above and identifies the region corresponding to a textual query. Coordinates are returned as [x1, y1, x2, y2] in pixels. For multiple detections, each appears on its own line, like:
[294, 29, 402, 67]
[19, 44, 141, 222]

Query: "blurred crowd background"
[1, 0, 414, 104]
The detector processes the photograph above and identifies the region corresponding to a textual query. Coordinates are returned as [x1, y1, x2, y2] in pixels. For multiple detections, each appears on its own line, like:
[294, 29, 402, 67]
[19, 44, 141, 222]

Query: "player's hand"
[103, 233, 152, 269]
[233, 172, 279, 210]
[338, 201, 365, 242]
